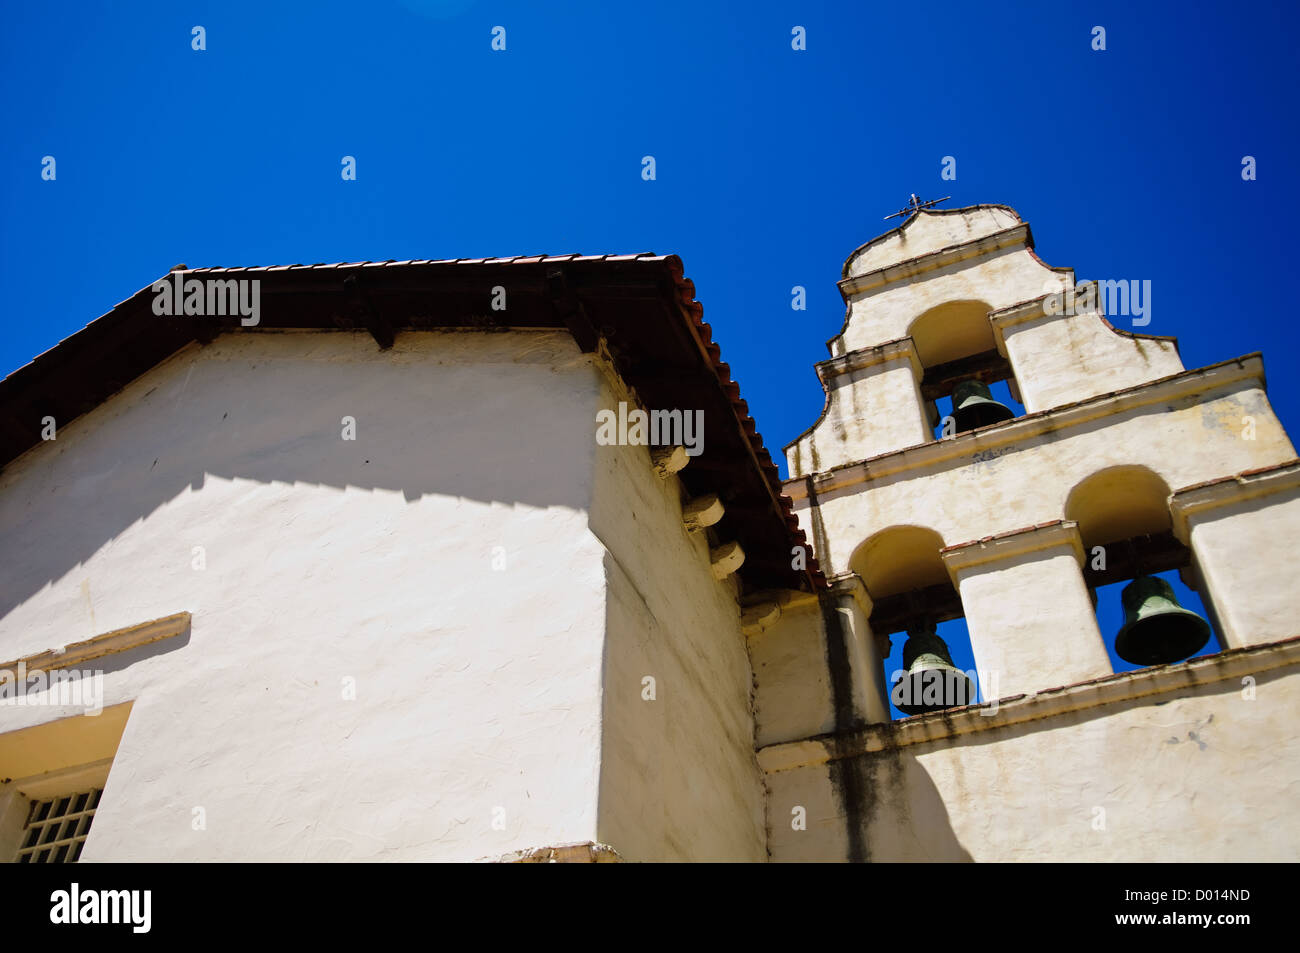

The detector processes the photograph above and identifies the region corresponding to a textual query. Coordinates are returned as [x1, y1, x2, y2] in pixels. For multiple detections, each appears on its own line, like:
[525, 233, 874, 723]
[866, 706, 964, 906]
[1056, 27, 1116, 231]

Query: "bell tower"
[783, 201, 1300, 711]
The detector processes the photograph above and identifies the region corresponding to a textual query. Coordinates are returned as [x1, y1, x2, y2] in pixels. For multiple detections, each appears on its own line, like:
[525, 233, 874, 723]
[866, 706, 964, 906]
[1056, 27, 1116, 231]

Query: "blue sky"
[3, 1, 1294, 716]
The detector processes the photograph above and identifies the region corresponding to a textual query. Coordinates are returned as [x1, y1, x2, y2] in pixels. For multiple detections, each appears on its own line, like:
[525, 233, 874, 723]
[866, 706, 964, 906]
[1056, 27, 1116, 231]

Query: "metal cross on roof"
[884, 194, 951, 221]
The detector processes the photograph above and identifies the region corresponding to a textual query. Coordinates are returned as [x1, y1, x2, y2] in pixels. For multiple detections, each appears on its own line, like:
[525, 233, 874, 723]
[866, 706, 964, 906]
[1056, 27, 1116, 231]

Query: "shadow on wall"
[844, 664, 1295, 861]
[0, 334, 601, 621]
[838, 748, 973, 862]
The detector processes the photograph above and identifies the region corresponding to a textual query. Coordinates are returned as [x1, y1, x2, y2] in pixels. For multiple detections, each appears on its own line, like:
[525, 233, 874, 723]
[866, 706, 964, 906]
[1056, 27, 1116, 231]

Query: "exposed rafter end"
[547, 268, 599, 353]
[651, 445, 689, 478]
[343, 274, 394, 351]
[741, 600, 781, 636]
[710, 540, 745, 580]
[682, 493, 724, 531]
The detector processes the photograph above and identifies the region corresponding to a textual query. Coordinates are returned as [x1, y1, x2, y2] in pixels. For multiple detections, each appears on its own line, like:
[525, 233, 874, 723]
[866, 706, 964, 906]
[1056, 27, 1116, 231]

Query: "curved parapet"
[786, 203, 1192, 476]
[833, 205, 1072, 358]
[842, 204, 1026, 281]
[990, 284, 1184, 412]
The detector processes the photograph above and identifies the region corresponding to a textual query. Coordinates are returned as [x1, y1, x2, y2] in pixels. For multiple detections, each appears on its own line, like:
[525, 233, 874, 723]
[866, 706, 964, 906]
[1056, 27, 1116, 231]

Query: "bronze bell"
[1114, 575, 1211, 666]
[952, 379, 1015, 432]
[891, 620, 976, 715]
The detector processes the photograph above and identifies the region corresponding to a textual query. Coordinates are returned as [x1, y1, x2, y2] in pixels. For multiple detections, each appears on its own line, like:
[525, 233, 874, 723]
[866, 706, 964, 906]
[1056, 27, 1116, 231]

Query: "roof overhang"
[0, 255, 825, 593]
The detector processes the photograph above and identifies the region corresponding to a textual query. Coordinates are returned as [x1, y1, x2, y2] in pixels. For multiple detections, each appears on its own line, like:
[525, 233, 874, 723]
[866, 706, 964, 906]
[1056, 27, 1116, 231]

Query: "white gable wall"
[0, 330, 611, 861]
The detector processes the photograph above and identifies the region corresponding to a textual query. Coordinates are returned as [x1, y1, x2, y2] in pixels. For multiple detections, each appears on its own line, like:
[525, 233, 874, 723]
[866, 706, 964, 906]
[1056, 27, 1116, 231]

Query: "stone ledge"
[1170, 459, 1300, 542]
[815, 337, 922, 384]
[757, 633, 1300, 775]
[783, 353, 1268, 500]
[837, 224, 1032, 299]
[988, 284, 1179, 347]
[0, 612, 191, 676]
[940, 520, 1085, 576]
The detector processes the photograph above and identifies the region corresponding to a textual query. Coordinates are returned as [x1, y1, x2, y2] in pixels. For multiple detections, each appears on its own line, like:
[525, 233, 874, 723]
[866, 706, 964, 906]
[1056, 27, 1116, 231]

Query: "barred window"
[15, 788, 102, 863]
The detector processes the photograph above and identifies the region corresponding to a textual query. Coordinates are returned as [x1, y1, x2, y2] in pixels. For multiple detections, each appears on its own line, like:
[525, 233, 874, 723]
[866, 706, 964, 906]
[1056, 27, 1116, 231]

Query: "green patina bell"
[1114, 575, 1211, 666]
[891, 620, 976, 716]
[952, 379, 1015, 432]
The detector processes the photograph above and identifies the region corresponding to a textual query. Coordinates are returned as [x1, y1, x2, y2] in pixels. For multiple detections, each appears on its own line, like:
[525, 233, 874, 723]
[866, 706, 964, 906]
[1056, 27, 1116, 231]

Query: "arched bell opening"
[849, 526, 980, 719]
[1065, 466, 1223, 672]
[907, 300, 1026, 439]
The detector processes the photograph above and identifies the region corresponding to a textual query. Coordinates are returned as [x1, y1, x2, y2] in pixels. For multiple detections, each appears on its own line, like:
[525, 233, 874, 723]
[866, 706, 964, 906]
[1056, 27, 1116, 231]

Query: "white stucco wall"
[792, 378, 1293, 581]
[589, 371, 766, 862]
[786, 348, 930, 476]
[0, 330, 617, 861]
[995, 300, 1184, 413]
[1180, 490, 1300, 649]
[764, 657, 1300, 861]
[749, 600, 838, 749]
[947, 534, 1112, 696]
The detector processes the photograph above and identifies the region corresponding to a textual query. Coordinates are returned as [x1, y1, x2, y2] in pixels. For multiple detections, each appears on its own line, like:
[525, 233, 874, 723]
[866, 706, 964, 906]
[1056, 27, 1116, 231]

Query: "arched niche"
[1064, 466, 1173, 549]
[907, 300, 998, 369]
[849, 525, 949, 600]
[1067, 466, 1219, 670]
[907, 300, 1024, 434]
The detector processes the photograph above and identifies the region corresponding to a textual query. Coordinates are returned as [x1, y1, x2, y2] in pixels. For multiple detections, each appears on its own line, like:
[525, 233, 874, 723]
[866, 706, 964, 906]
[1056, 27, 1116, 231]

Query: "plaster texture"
[943, 523, 1112, 696]
[763, 651, 1300, 862]
[590, 369, 766, 862]
[0, 329, 764, 861]
[1172, 465, 1300, 650]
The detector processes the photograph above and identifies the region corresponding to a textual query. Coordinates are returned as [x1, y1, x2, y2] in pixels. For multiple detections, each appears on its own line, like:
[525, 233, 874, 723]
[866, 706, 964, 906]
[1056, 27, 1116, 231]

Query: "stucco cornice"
[940, 520, 1084, 581]
[0, 612, 190, 677]
[757, 633, 1300, 775]
[783, 353, 1266, 503]
[838, 204, 1027, 280]
[814, 337, 921, 385]
[1170, 460, 1300, 543]
[837, 224, 1032, 300]
[826, 572, 874, 617]
[989, 284, 1180, 356]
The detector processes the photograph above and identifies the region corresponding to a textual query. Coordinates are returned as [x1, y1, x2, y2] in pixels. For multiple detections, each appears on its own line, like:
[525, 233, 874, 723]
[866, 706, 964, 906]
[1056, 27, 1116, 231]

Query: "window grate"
[14, 788, 102, 863]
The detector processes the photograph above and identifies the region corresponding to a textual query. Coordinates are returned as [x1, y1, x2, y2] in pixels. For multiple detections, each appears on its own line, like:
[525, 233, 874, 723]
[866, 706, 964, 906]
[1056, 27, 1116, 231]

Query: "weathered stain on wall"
[765, 657, 1300, 861]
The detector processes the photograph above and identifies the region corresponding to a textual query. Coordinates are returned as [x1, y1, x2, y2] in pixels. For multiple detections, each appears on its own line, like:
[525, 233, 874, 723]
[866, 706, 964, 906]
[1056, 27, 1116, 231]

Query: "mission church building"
[1, 203, 1298, 862]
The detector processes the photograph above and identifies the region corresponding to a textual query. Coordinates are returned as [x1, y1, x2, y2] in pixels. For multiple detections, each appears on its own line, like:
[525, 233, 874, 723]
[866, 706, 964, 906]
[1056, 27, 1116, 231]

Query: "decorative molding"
[0, 612, 190, 677]
[838, 224, 1031, 299]
[826, 572, 874, 619]
[757, 633, 1300, 775]
[941, 520, 1085, 581]
[989, 284, 1179, 357]
[783, 354, 1267, 501]
[1170, 460, 1300, 543]
[815, 337, 922, 386]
